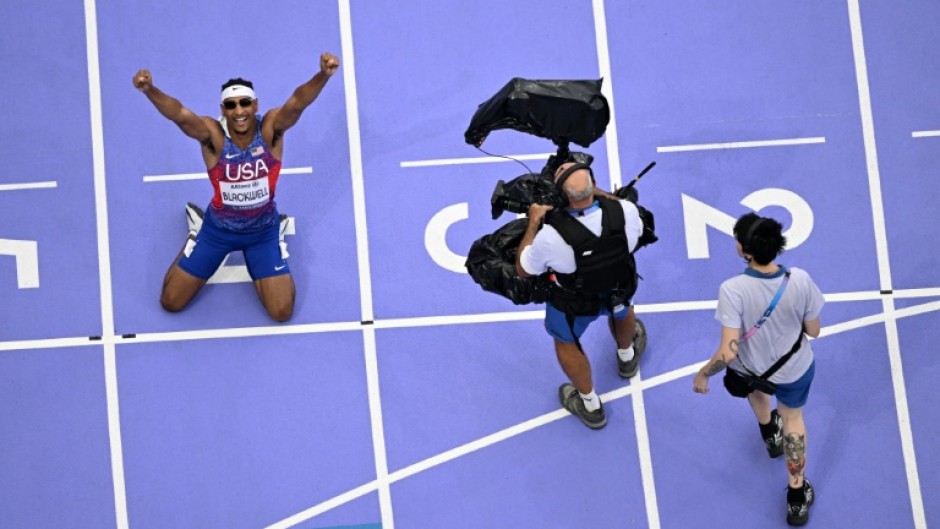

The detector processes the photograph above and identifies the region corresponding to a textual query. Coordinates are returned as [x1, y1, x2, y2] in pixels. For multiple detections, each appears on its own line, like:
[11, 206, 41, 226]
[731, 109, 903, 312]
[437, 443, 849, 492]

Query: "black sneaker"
[558, 383, 607, 430]
[786, 479, 815, 526]
[185, 202, 204, 235]
[617, 318, 647, 379]
[764, 409, 784, 458]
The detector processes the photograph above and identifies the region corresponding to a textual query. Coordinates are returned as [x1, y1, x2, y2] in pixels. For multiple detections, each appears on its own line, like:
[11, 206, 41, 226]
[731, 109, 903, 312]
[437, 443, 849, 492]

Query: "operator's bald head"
[554, 162, 594, 203]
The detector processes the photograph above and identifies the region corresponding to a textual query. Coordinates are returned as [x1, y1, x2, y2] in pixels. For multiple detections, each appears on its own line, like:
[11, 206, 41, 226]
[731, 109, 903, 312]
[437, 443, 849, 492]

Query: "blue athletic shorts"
[544, 298, 629, 343]
[177, 217, 289, 281]
[775, 360, 815, 408]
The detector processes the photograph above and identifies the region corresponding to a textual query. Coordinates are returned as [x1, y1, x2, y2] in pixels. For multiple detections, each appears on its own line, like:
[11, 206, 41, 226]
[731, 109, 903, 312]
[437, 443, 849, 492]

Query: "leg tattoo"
[785, 433, 806, 481]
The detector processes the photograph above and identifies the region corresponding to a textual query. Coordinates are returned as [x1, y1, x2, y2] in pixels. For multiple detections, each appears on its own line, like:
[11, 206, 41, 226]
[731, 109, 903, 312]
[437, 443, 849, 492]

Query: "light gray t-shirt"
[715, 266, 824, 384]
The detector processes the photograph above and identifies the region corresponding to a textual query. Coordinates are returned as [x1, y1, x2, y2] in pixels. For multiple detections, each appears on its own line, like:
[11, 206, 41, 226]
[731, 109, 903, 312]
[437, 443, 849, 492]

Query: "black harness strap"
[548, 198, 634, 354]
[548, 197, 633, 294]
[565, 313, 585, 354]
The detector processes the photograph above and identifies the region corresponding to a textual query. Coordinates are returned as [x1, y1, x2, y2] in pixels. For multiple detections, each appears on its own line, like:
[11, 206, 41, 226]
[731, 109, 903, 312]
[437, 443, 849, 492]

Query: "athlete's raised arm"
[134, 69, 220, 144]
[265, 52, 340, 145]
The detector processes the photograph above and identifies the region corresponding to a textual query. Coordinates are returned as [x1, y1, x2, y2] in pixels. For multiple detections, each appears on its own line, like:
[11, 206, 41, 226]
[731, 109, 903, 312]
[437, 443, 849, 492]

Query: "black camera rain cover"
[464, 78, 610, 148]
[465, 218, 551, 305]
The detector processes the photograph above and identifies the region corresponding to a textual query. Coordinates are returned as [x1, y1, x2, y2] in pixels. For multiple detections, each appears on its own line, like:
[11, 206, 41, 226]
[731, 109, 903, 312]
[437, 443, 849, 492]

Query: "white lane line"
[892, 287, 940, 299]
[400, 153, 553, 168]
[142, 166, 313, 182]
[263, 481, 380, 529]
[0, 337, 101, 352]
[881, 296, 925, 529]
[7, 289, 939, 352]
[631, 368, 661, 529]
[848, 3, 892, 291]
[113, 321, 363, 344]
[83, 0, 128, 526]
[848, 1, 923, 528]
[361, 326, 392, 527]
[592, 0, 623, 190]
[592, 2, 659, 527]
[0, 181, 58, 192]
[337, 1, 393, 527]
[657, 136, 826, 153]
[911, 130, 940, 138]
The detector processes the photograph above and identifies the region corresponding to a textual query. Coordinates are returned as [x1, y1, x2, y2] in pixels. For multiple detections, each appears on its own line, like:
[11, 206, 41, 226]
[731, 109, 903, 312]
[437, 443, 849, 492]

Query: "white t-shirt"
[715, 266, 825, 384]
[519, 199, 643, 275]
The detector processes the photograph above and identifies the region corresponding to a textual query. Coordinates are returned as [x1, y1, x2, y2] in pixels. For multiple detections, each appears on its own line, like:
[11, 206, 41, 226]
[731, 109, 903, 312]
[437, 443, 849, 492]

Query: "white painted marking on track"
[424, 203, 470, 273]
[591, 1, 659, 526]
[848, 1, 924, 527]
[0, 239, 39, 288]
[657, 136, 825, 153]
[83, 0, 129, 526]
[400, 153, 553, 168]
[337, 2, 394, 528]
[0, 181, 57, 192]
[142, 166, 312, 182]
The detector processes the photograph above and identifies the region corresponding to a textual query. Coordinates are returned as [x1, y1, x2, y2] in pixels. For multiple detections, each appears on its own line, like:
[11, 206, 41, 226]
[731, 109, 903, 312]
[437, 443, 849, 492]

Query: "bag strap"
[738, 268, 801, 379]
[740, 269, 791, 341]
[565, 312, 586, 354]
[759, 331, 804, 379]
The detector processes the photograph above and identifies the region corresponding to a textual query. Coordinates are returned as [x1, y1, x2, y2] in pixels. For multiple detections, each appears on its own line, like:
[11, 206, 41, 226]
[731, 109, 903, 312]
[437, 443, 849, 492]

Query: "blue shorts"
[775, 360, 815, 408]
[544, 299, 629, 343]
[178, 217, 289, 281]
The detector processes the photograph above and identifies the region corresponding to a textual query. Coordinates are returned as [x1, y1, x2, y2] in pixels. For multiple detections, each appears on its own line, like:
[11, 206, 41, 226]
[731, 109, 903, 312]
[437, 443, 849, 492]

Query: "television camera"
[463, 77, 657, 305]
[463, 77, 650, 219]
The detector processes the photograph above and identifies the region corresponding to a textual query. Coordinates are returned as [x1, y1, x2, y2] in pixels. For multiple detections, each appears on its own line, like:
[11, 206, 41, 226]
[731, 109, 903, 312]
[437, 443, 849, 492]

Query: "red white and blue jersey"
[205, 116, 281, 232]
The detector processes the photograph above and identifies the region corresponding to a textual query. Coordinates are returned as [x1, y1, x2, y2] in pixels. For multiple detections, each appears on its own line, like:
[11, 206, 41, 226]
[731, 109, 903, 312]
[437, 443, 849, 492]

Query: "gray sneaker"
[618, 318, 647, 378]
[558, 383, 607, 430]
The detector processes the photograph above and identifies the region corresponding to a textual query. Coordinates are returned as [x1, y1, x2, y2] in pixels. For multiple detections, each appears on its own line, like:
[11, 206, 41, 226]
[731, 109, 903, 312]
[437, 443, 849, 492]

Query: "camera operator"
[515, 162, 647, 430]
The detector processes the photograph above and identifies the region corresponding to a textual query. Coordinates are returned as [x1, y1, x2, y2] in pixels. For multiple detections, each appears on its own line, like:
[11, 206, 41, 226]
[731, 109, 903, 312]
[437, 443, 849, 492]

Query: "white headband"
[220, 84, 256, 103]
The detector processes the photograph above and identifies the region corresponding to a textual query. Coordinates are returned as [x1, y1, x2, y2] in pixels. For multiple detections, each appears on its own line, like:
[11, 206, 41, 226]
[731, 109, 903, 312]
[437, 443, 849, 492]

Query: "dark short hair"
[221, 78, 254, 92]
[733, 212, 787, 265]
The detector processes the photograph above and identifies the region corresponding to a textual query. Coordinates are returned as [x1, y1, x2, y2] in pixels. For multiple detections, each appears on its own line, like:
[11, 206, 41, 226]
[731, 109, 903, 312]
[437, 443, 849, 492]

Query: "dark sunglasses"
[223, 97, 254, 110]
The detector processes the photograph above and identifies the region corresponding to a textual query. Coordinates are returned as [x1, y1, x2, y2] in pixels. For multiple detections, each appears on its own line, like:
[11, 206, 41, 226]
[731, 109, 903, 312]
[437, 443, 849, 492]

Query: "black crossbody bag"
[723, 270, 804, 397]
[729, 332, 804, 395]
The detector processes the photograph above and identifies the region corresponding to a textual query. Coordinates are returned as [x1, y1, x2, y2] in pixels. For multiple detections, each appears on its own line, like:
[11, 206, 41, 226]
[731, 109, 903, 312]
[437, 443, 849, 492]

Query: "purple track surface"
[2, 1, 938, 528]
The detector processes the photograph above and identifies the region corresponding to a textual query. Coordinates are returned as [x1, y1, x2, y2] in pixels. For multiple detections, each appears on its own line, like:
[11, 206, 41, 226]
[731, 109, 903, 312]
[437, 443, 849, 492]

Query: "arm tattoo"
[785, 433, 806, 479]
[703, 359, 727, 377]
[729, 339, 739, 354]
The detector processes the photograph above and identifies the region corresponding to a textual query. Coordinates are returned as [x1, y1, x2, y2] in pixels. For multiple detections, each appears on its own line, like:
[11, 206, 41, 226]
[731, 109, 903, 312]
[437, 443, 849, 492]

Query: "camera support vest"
[546, 197, 638, 304]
